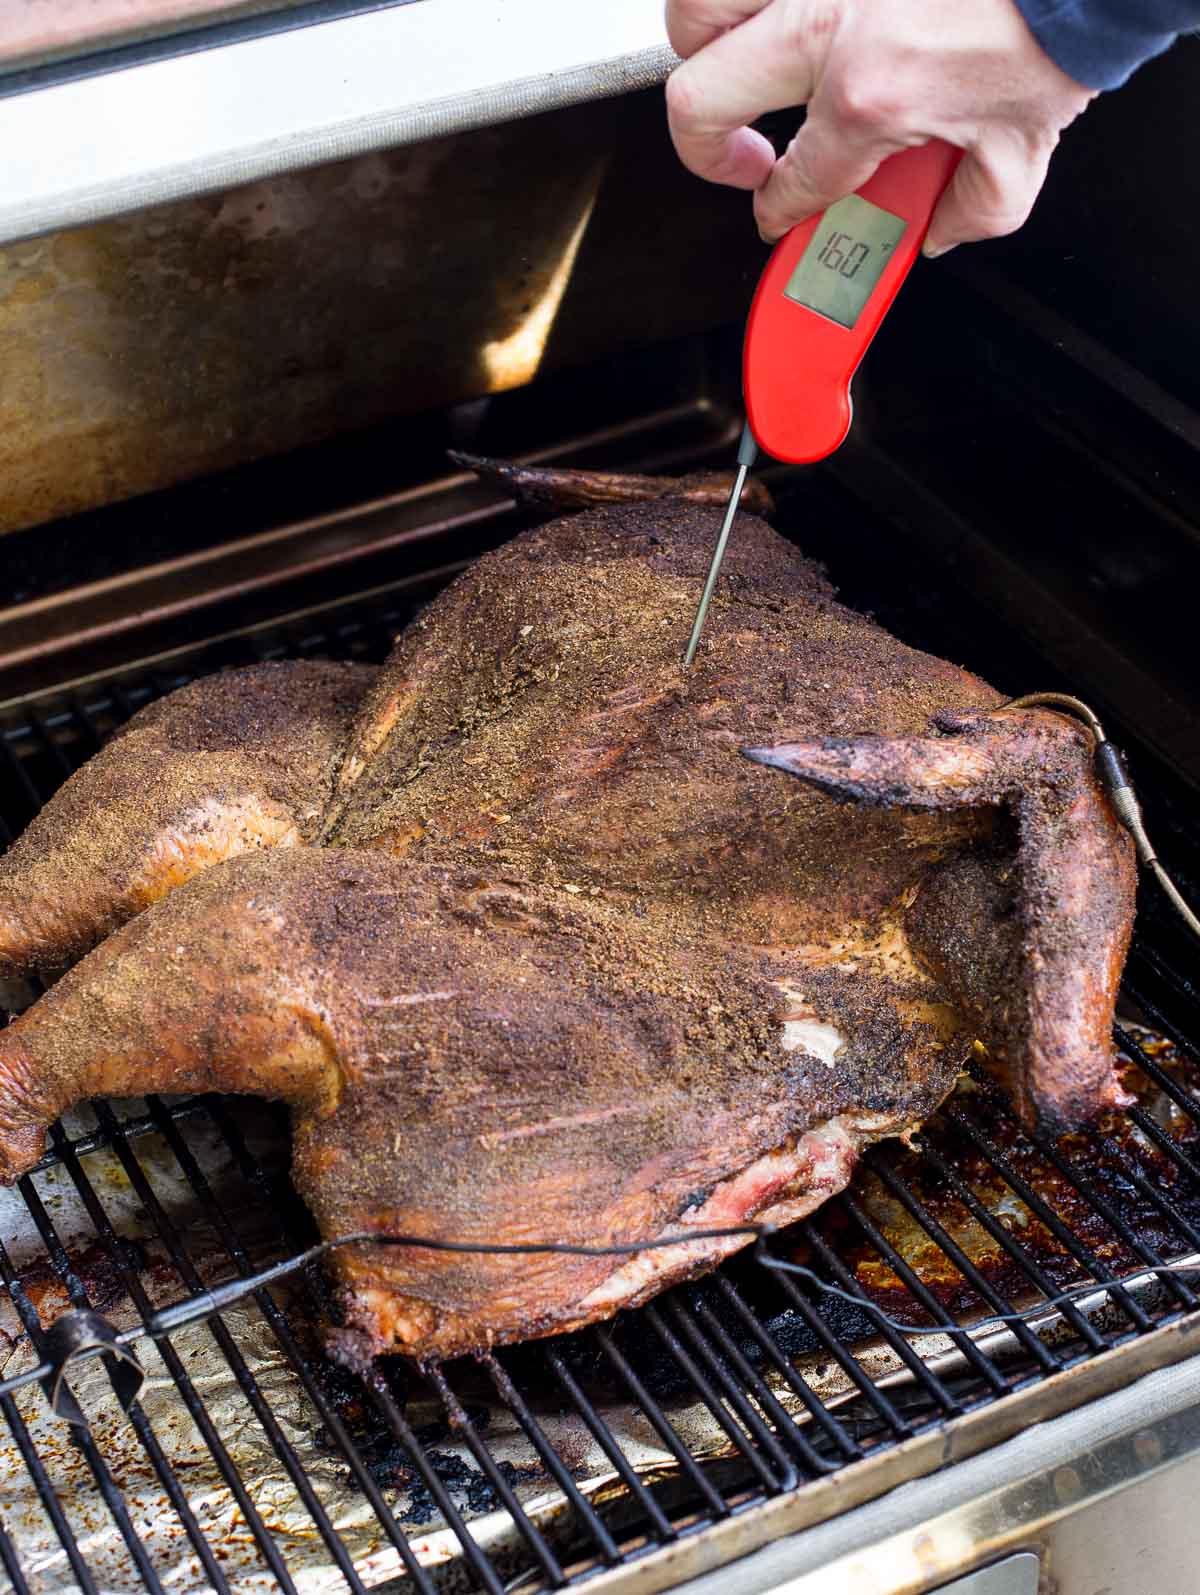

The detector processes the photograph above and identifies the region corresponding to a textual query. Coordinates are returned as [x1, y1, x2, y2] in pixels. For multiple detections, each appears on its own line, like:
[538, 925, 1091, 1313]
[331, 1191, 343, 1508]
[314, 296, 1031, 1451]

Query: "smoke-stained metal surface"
[0, 90, 761, 537]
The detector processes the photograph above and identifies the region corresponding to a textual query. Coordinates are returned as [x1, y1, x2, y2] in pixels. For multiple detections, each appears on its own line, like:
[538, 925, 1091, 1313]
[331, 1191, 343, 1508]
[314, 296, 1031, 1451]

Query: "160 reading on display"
[782, 192, 909, 330]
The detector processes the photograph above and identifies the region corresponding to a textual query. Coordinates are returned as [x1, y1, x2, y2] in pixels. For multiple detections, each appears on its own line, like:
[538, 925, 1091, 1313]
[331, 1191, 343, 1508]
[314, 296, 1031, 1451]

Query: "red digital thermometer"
[683, 139, 961, 666]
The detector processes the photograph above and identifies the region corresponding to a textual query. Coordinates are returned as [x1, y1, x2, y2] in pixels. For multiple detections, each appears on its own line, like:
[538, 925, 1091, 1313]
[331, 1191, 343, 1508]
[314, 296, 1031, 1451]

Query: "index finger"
[753, 105, 906, 240]
[666, 2, 821, 189]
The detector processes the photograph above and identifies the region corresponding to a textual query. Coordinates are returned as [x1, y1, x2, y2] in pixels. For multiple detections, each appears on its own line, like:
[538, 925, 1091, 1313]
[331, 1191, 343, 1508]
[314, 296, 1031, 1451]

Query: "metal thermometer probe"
[682, 139, 961, 668]
[683, 423, 758, 668]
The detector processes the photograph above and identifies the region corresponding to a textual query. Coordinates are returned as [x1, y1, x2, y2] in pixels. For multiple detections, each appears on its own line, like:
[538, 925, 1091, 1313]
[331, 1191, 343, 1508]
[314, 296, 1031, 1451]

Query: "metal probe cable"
[3, 1225, 765, 1420]
[1004, 691, 1200, 942]
[12, 1225, 1200, 1426]
[683, 422, 759, 668]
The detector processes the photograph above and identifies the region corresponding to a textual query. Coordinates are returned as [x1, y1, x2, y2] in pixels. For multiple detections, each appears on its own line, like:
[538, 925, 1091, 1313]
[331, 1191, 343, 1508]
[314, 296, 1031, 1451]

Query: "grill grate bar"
[795, 1220, 964, 1417]
[542, 1348, 678, 1545]
[0, 1225, 169, 1595]
[642, 1302, 790, 1494]
[592, 1329, 730, 1519]
[679, 1287, 838, 1474]
[1124, 983, 1200, 1074]
[24, 1097, 212, 1178]
[0, 1387, 100, 1595]
[108, 683, 147, 730]
[62, 701, 106, 759]
[741, 1264, 914, 1441]
[943, 1107, 1149, 1332]
[1130, 947, 1200, 1031]
[901, 1135, 1105, 1354]
[364, 1367, 508, 1595]
[0, 734, 42, 829]
[481, 1352, 625, 1566]
[709, 1275, 862, 1463]
[200, 1097, 330, 1284]
[204, 1093, 586, 1595]
[1116, 1023, 1200, 1129]
[91, 1100, 368, 1595]
[191, 1101, 443, 1595]
[654, 1297, 800, 1490]
[837, 1189, 1011, 1396]
[143, 1093, 461, 1594]
[44, 1121, 296, 1592]
[1088, 1129, 1200, 1268]
[427, 1363, 568, 1589]
[0, 1510, 32, 1595]
[863, 1148, 1064, 1372]
[21, 1148, 240, 1595]
[26, 713, 76, 782]
[965, 1069, 1198, 1315]
[1124, 1102, 1200, 1187]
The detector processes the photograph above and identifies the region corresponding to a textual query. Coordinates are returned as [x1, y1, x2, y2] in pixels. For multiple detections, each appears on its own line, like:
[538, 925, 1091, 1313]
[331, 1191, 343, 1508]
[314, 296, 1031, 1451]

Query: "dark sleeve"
[1013, 0, 1200, 88]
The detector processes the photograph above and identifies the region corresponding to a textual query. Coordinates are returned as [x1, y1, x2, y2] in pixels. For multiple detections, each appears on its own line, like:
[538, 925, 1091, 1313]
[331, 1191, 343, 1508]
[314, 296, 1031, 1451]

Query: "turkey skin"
[0, 473, 1136, 1360]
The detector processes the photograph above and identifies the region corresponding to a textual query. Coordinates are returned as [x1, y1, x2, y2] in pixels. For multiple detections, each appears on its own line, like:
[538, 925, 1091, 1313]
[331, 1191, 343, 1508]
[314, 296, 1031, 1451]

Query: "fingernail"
[922, 240, 955, 260]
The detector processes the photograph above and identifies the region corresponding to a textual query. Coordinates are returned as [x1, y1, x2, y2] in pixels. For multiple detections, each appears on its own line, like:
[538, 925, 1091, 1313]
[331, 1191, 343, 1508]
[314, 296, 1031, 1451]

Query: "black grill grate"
[1, 591, 1199, 1595]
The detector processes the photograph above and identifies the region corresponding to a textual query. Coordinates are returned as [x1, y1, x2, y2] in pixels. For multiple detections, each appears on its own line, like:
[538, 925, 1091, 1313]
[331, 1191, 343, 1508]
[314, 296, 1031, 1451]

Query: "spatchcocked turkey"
[0, 465, 1135, 1362]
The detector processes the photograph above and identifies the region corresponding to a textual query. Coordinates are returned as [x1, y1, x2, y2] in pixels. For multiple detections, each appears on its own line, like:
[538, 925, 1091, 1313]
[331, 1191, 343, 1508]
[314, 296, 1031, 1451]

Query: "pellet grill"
[0, 6, 1199, 1594]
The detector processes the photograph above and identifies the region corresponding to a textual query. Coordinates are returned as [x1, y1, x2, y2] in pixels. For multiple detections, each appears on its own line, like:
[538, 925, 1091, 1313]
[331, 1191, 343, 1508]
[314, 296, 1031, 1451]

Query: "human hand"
[664, 0, 1094, 255]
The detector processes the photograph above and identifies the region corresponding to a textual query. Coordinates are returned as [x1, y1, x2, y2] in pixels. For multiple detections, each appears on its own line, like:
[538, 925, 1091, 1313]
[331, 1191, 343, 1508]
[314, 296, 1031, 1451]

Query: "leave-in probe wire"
[12, 1225, 1200, 1424]
[1004, 690, 1200, 941]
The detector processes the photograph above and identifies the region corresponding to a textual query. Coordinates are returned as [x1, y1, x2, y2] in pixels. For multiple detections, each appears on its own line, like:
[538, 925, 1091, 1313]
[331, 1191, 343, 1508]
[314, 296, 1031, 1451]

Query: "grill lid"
[0, 0, 675, 244]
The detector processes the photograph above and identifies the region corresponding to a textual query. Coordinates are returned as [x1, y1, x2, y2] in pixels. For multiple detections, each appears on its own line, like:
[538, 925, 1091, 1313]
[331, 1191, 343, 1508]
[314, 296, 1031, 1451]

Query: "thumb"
[923, 135, 1053, 257]
[753, 103, 903, 243]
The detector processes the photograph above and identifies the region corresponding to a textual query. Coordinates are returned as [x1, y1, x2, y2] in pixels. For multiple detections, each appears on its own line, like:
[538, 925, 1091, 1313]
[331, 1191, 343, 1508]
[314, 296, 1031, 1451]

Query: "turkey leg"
[0, 846, 965, 1361]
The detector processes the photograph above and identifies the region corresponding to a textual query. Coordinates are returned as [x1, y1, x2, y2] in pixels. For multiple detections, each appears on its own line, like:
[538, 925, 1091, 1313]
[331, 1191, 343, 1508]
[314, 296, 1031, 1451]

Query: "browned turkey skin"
[0, 848, 963, 1363]
[0, 660, 374, 976]
[0, 473, 1136, 1362]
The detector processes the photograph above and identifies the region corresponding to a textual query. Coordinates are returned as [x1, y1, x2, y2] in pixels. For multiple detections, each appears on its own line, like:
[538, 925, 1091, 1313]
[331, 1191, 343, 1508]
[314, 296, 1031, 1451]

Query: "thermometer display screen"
[782, 194, 908, 329]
